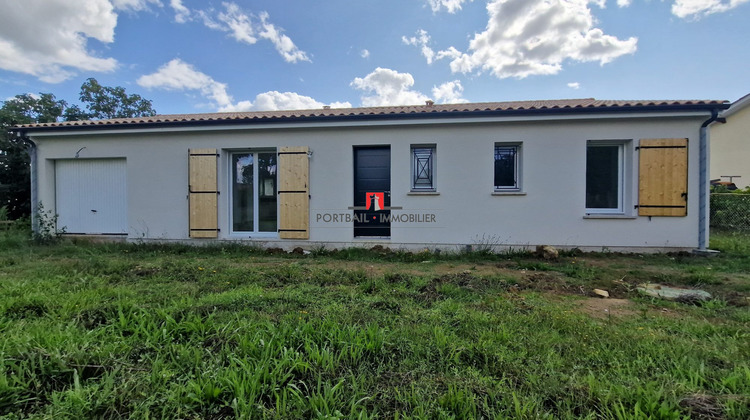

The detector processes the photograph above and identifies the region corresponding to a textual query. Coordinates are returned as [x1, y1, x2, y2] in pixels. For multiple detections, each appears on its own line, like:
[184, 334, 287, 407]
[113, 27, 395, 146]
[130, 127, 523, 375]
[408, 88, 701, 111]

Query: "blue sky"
[0, 0, 749, 115]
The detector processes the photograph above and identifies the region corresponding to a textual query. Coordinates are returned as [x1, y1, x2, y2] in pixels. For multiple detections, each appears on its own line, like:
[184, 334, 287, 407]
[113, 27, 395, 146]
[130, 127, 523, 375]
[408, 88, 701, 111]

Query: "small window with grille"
[411, 145, 436, 191]
[494, 144, 520, 191]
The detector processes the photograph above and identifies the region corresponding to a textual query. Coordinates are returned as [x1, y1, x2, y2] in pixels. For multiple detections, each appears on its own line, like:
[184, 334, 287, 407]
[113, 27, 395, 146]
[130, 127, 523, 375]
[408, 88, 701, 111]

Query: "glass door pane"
[258, 152, 277, 232]
[232, 154, 254, 232]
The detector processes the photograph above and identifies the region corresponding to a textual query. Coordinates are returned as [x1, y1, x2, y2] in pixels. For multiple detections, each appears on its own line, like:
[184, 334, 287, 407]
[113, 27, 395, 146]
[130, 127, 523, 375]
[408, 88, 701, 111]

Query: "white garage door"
[55, 159, 127, 234]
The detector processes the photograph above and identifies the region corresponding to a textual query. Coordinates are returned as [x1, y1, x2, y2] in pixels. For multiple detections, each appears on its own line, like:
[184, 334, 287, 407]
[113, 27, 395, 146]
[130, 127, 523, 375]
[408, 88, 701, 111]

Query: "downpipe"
[19, 132, 38, 234]
[698, 110, 725, 251]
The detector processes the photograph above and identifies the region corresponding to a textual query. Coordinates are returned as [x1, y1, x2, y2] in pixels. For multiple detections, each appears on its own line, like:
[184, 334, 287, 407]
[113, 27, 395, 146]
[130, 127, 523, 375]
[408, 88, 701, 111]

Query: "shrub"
[710, 193, 750, 231]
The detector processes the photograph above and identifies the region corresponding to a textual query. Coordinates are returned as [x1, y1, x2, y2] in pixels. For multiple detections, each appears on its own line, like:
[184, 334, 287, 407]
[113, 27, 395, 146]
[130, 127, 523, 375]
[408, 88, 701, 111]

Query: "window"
[494, 144, 520, 191]
[586, 142, 625, 213]
[411, 145, 435, 191]
[231, 151, 277, 233]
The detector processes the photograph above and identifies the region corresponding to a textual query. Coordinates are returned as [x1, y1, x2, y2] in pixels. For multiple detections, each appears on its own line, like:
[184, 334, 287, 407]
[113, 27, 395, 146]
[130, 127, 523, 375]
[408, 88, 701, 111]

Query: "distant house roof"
[720, 93, 750, 119]
[14, 98, 729, 133]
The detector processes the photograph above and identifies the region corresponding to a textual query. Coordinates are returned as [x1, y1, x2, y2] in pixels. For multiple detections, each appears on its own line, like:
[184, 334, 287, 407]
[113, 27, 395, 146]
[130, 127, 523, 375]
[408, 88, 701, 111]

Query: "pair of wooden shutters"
[188, 147, 310, 239]
[637, 138, 688, 217]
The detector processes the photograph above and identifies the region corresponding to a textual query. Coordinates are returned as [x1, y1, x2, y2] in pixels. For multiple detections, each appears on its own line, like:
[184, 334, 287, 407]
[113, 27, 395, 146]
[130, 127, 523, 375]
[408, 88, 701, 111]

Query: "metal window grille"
[412, 147, 434, 189]
[494, 145, 518, 189]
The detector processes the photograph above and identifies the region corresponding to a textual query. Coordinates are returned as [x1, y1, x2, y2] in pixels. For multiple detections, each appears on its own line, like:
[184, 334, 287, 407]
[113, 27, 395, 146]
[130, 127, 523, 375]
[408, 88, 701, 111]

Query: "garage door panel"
[55, 159, 127, 234]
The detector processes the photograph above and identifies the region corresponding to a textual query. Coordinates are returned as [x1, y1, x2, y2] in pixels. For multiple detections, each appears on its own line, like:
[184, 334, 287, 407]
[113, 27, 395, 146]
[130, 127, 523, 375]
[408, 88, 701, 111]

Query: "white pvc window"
[586, 142, 624, 213]
[494, 144, 521, 191]
[230, 151, 278, 233]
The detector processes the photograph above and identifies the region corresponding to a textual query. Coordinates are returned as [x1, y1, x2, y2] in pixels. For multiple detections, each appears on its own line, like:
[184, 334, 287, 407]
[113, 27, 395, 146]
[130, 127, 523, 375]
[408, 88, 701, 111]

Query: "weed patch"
[0, 231, 748, 418]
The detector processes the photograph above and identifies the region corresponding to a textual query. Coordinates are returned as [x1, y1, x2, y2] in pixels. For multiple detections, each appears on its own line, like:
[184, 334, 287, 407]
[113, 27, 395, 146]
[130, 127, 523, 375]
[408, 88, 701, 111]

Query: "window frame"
[410, 144, 436, 192]
[585, 140, 629, 215]
[228, 149, 279, 236]
[494, 143, 522, 192]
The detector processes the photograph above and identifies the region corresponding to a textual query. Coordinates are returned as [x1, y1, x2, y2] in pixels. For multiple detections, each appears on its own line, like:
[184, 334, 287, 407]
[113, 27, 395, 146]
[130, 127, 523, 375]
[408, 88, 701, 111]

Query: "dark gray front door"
[354, 146, 390, 237]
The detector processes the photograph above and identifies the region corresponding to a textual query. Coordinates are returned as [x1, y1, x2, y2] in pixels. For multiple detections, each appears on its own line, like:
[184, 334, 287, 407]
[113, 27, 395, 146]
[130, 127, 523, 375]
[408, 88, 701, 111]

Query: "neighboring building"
[13, 98, 728, 252]
[711, 93, 750, 189]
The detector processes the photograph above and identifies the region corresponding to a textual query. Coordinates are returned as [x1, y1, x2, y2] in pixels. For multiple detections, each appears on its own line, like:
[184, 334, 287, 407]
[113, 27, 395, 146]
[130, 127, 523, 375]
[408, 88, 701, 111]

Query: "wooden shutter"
[278, 146, 309, 239]
[189, 148, 219, 238]
[638, 138, 688, 217]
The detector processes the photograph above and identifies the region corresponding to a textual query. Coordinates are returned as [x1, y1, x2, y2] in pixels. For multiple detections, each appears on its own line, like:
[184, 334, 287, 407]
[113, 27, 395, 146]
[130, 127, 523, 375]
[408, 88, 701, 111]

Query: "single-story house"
[710, 93, 750, 189]
[13, 98, 729, 252]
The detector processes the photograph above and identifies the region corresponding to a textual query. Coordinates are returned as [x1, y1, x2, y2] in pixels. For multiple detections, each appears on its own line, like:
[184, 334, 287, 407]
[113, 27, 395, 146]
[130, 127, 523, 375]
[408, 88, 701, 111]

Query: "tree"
[0, 80, 157, 220]
[0, 94, 67, 219]
[74, 78, 156, 120]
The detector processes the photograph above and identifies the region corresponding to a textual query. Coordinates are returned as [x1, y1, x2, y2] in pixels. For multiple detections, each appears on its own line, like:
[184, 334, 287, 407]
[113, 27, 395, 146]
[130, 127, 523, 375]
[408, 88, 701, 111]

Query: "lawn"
[0, 231, 748, 419]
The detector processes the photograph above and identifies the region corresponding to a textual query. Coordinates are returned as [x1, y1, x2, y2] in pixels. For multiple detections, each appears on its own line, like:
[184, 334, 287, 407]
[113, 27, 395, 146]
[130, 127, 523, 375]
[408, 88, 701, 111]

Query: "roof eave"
[720, 92, 750, 118]
[11, 102, 730, 135]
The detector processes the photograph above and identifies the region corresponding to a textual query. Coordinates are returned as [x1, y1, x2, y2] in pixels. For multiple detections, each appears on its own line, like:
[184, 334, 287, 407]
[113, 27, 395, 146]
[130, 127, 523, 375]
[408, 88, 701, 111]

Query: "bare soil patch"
[571, 297, 637, 319]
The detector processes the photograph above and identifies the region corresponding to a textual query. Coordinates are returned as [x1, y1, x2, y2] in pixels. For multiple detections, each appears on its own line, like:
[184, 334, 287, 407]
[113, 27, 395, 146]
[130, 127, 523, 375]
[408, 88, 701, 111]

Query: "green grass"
[0, 231, 748, 418]
[711, 230, 750, 255]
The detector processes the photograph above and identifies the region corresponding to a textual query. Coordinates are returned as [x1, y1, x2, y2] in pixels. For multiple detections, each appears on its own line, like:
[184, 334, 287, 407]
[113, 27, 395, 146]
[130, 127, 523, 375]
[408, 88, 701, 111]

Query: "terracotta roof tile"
[15, 98, 729, 130]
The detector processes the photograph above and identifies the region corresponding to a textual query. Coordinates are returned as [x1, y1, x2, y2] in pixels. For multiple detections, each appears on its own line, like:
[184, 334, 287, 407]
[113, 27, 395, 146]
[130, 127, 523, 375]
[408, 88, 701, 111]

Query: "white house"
[711, 93, 750, 189]
[14, 98, 729, 252]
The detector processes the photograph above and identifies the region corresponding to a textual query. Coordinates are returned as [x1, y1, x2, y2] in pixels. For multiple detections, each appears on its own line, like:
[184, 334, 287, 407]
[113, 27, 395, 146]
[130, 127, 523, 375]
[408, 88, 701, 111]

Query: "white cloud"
[432, 80, 468, 103]
[568, 82, 581, 89]
[258, 12, 311, 63]
[112, 0, 162, 11]
[616, 0, 632, 6]
[197, 3, 310, 63]
[137, 59, 234, 108]
[672, 0, 749, 19]
[361, 49, 370, 59]
[217, 2, 257, 44]
[225, 91, 351, 112]
[0, 0, 119, 83]
[197, 10, 223, 31]
[436, 0, 638, 79]
[402, 30, 436, 64]
[138, 59, 347, 111]
[351, 68, 431, 107]
[426, 0, 474, 13]
[169, 0, 191, 23]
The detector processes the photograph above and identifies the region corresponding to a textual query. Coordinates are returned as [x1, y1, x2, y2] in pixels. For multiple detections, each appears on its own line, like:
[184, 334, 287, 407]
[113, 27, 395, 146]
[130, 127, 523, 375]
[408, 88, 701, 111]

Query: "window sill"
[583, 214, 637, 219]
[408, 191, 440, 196]
[492, 191, 526, 196]
[228, 232, 280, 239]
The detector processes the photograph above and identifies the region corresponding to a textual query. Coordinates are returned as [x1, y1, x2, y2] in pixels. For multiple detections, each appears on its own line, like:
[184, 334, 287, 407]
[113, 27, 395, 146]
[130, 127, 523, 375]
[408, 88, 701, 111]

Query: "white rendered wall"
[31, 114, 708, 251]
[711, 105, 750, 189]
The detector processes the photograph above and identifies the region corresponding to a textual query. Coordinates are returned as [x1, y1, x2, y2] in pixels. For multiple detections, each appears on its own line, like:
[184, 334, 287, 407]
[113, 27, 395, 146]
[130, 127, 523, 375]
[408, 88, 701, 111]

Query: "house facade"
[711, 93, 750, 189]
[15, 99, 728, 252]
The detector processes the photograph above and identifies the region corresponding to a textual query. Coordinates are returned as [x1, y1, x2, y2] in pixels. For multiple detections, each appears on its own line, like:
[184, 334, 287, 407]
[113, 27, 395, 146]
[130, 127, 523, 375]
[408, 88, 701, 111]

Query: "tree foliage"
[74, 78, 156, 120]
[0, 94, 67, 219]
[0, 79, 157, 220]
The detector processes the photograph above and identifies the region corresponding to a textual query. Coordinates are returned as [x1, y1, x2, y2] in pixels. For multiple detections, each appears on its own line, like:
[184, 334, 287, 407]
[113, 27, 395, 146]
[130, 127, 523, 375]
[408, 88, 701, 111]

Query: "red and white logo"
[366, 192, 384, 211]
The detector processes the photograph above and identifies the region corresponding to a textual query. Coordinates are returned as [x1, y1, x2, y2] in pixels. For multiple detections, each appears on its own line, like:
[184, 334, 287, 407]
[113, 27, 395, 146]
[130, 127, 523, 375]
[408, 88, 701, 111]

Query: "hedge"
[710, 193, 750, 231]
